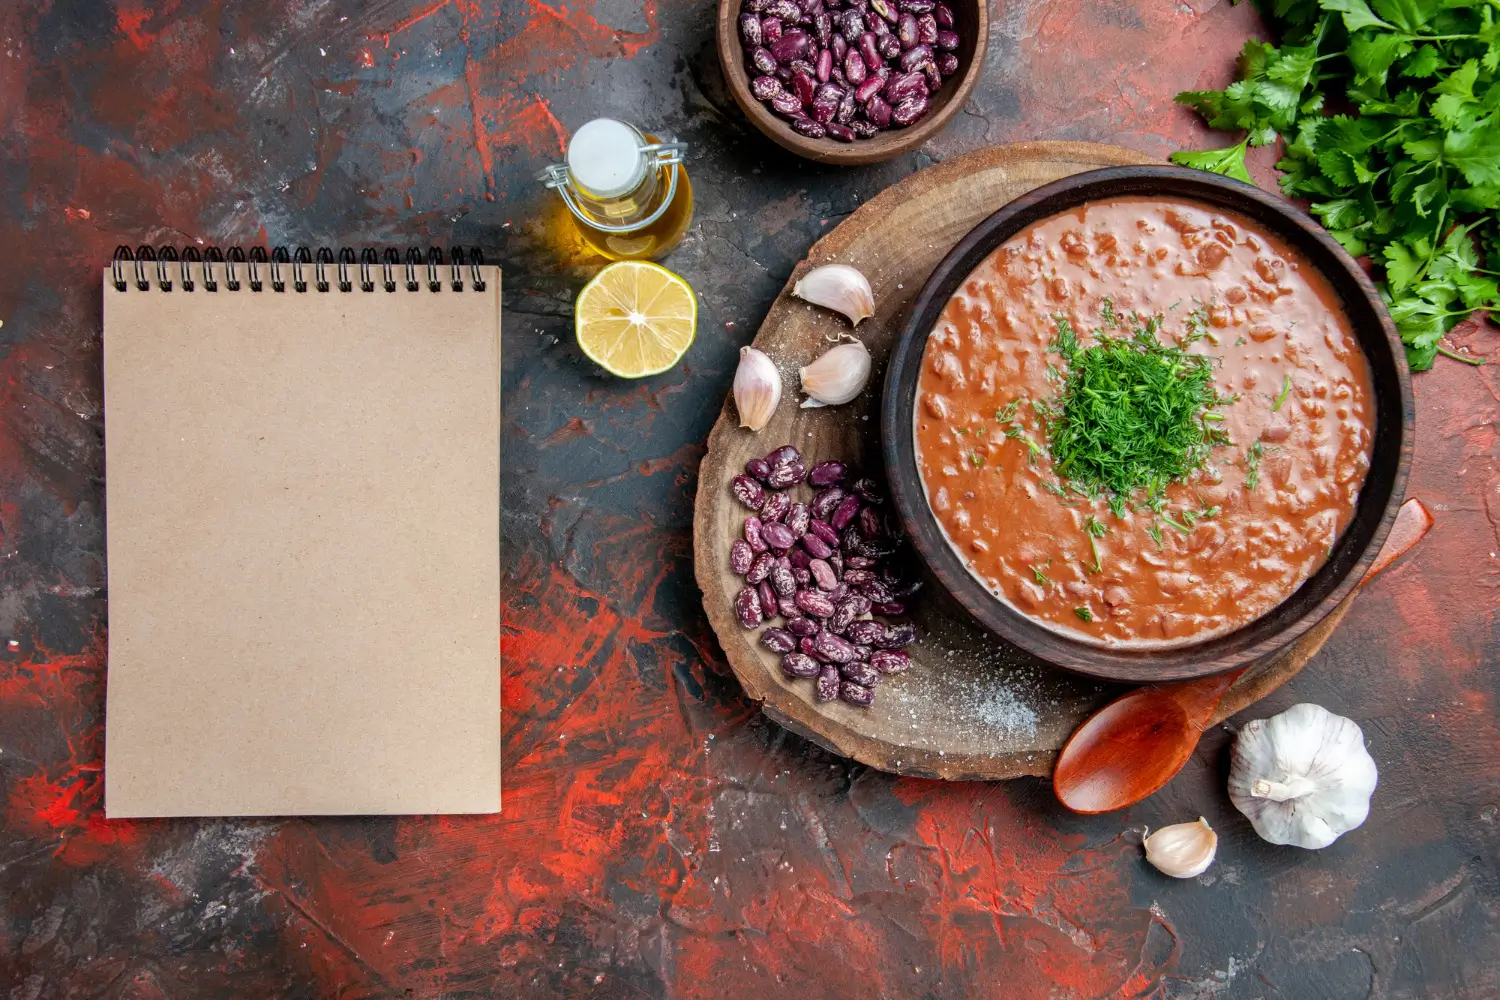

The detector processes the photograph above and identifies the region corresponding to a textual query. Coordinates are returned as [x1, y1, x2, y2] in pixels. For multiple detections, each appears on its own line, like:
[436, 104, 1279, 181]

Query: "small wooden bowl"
[880, 166, 1415, 683]
[716, 0, 989, 166]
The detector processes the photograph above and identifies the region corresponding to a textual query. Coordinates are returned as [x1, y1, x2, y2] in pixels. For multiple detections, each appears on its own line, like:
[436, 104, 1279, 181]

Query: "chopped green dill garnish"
[995, 399, 1022, 423]
[1029, 562, 1052, 587]
[1160, 511, 1194, 533]
[1050, 316, 1080, 358]
[1272, 374, 1292, 412]
[1168, 300, 1182, 311]
[1147, 523, 1164, 548]
[1234, 336, 1247, 347]
[1195, 505, 1221, 520]
[1040, 480, 1068, 498]
[1046, 309, 1230, 510]
[1242, 439, 1263, 491]
[969, 451, 985, 468]
[1179, 306, 1212, 346]
[1031, 399, 1051, 418]
[1074, 606, 1093, 622]
[1083, 516, 1108, 572]
[1101, 298, 1119, 327]
[1045, 363, 1062, 383]
[955, 426, 968, 435]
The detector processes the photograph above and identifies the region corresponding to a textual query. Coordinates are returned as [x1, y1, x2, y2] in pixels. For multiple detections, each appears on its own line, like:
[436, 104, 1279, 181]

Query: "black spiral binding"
[111, 245, 489, 293]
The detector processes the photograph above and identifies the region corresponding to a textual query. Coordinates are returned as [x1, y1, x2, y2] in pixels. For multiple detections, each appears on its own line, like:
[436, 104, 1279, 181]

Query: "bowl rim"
[715, 0, 990, 166]
[880, 164, 1415, 683]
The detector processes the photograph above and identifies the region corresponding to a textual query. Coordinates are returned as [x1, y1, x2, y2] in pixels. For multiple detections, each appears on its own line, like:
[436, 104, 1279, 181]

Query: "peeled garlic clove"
[734, 346, 782, 431]
[800, 340, 871, 407]
[1143, 818, 1217, 878]
[792, 264, 874, 326]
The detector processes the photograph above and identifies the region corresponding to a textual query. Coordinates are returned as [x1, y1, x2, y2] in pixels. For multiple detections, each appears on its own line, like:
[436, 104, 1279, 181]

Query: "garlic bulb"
[792, 264, 874, 326]
[1228, 703, 1378, 849]
[734, 346, 782, 431]
[799, 340, 872, 407]
[1143, 818, 1217, 878]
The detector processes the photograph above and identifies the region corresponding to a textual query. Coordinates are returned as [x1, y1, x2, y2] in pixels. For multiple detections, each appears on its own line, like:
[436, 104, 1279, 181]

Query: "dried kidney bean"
[788, 545, 811, 569]
[779, 595, 800, 617]
[830, 494, 862, 530]
[745, 516, 768, 552]
[813, 630, 858, 663]
[809, 558, 838, 590]
[845, 619, 885, 645]
[839, 660, 881, 687]
[802, 531, 834, 559]
[816, 665, 841, 701]
[858, 506, 884, 539]
[766, 461, 807, 488]
[828, 595, 860, 633]
[731, 540, 754, 575]
[795, 589, 836, 618]
[792, 566, 811, 585]
[762, 521, 797, 550]
[871, 600, 906, 616]
[758, 579, 777, 615]
[741, 12, 764, 46]
[771, 562, 797, 597]
[747, 551, 776, 584]
[734, 587, 764, 628]
[765, 444, 801, 468]
[782, 652, 821, 678]
[732, 474, 766, 510]
[874, 622, 916, 649]
[761, 627, 797, 654]
[761, 490, 792, 523]
[751, 74, 783, 101]
[870, 649, 910, 674]
[839, 681, 875, 707]
[786, 502, 811, 537]
[811, 487, 844, 520]
[786, 616, 819, 637]
[771, 90, 803, 118]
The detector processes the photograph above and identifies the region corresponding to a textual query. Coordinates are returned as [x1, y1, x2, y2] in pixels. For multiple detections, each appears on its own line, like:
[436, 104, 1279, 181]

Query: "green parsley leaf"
[1073, 606, 1094, 623]
[1320, 0, 1393, 35]
[1170, 139, 1254, 183]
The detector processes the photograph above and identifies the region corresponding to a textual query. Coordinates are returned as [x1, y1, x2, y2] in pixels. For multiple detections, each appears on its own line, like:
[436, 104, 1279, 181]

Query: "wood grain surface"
[693, 141, 1367, 780]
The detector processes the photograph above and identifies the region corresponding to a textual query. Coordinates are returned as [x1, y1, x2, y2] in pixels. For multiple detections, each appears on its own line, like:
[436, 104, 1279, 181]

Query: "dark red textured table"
[1, 2, 1497, 997]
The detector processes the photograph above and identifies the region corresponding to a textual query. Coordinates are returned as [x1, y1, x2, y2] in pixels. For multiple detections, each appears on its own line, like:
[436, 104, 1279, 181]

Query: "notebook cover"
[102, 265, 501, 817]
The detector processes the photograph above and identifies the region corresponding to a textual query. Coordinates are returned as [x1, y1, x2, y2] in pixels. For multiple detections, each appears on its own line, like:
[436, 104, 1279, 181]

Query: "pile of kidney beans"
[729, 444, 920, 708]
[737, 0, 962, 141]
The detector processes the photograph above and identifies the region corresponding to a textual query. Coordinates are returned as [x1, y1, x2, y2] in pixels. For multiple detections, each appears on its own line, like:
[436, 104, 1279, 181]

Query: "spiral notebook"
[102, 247, 501, 818]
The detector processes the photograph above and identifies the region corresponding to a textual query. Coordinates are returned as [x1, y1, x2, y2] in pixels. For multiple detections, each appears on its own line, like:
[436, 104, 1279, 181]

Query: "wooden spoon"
[1053, 497, 1433, 814]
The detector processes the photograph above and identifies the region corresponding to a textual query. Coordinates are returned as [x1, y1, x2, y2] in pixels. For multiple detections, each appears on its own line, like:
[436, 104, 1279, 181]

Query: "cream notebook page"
[102, 257, 500, 817]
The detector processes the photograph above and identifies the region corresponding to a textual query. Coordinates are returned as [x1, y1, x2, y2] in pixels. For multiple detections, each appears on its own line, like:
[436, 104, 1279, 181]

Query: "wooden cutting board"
[693, 141, 1358, 780]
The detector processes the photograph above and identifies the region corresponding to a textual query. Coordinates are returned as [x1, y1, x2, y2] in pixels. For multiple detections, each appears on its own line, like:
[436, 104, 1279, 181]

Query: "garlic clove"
[734, 346, 782, 431]
[1143, 818, 1217, 878]
[792, 264, 875, 326]
[799, 340, 872, 407]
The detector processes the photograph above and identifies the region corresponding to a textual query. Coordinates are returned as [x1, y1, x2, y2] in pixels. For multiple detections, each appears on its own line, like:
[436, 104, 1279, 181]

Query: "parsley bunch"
[1170, 0, 1500, 369]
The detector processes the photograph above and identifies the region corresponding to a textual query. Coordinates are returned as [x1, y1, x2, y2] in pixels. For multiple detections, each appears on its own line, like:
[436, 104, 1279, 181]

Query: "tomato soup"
[914, 198, 1375, 646]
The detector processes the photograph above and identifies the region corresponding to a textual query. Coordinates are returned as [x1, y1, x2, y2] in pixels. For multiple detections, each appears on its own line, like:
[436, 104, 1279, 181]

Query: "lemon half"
[574, 261, 697, 378]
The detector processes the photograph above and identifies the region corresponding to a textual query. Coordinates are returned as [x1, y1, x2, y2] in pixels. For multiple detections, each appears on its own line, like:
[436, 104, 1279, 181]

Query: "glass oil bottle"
[538, 119, 693, 261]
